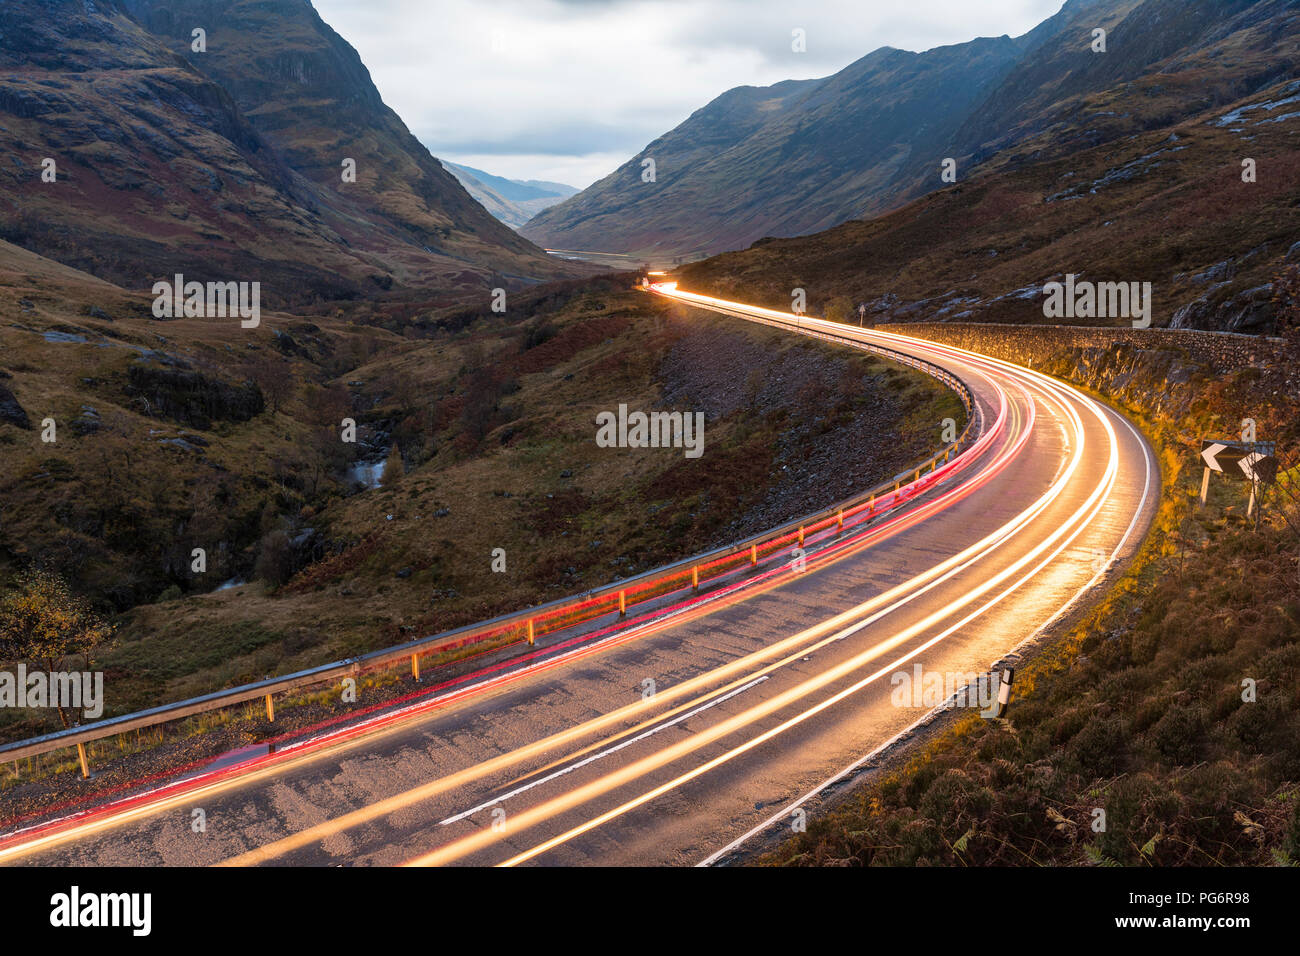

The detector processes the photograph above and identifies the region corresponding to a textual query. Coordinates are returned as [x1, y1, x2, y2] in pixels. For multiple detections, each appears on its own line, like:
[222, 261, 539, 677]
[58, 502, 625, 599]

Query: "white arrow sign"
[1201, 442, 1227, 472]
[1240, 452, 1266, 482]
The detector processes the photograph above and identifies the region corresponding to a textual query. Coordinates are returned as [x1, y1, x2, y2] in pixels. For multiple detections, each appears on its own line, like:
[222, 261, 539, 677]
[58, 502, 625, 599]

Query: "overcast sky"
[313, 0, 1067, 189]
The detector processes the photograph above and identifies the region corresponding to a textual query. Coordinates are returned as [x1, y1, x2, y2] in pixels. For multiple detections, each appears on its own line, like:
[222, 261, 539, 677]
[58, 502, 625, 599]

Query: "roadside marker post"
[993, 667, 1014, 719]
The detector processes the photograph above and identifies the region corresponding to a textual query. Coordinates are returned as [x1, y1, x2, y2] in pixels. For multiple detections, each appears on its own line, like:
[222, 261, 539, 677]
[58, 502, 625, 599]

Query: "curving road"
[0, 286, 1157, 867]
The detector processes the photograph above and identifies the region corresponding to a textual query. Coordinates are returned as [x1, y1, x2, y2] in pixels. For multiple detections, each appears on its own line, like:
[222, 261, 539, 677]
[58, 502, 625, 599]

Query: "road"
[0, 285, 1158, 867]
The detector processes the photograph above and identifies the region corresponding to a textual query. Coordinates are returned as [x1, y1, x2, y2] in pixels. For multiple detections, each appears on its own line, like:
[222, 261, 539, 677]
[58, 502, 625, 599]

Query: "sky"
[312, 0, 1068, 190]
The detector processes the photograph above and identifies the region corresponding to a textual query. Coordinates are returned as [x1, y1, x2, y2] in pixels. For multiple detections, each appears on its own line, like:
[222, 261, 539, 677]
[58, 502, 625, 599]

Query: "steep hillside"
[522, 40, 1021, 258]
[0, 0, 580, 304]
[676, 73, 1300, 333]
[523, 0, 1299, 261]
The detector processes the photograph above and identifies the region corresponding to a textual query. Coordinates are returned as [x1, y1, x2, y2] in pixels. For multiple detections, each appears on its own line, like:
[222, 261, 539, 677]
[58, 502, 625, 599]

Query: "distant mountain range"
[522, 0, 1300, 262]
[0, 0, 582, 305]
[441, 162, 578, 229]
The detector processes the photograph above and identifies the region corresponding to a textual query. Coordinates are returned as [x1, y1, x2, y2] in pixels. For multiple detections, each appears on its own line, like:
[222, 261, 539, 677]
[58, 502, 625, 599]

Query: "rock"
[125, 362, 263, 429]
[72, 405, 101, 435]
[0, 385, 31, 429]
[396, 567, 413, 579]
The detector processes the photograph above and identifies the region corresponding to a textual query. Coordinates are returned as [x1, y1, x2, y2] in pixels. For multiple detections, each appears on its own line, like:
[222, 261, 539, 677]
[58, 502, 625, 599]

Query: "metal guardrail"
[0, 298, 980, 776]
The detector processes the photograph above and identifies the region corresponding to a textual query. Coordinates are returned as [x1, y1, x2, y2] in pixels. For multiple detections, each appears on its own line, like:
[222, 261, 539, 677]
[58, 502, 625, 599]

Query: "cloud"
[313, 0, 1066, 188]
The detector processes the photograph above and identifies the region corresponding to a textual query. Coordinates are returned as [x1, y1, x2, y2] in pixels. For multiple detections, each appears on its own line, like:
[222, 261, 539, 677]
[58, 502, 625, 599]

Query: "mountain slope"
[521, 40, 1023, 258]
[0, 0, 578, 304]
[523, 0, 1299, 260]
[676, 74, 1300, 333]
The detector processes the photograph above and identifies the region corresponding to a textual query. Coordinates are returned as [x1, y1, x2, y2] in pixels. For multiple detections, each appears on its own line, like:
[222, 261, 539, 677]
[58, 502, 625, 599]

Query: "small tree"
[382, 442, 405, 485]
[254, 530, 296, 588]
[250, 357, 295, 414]
[0, 568, 115, 727]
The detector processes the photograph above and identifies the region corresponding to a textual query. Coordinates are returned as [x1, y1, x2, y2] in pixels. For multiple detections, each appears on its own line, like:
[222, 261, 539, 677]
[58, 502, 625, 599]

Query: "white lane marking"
[696, 388, 1155, 867]
[438, 675, 769, 826]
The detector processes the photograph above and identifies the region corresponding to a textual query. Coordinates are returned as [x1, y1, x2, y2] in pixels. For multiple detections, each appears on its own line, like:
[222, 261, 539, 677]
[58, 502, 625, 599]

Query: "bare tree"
[249, 357, 295, 414]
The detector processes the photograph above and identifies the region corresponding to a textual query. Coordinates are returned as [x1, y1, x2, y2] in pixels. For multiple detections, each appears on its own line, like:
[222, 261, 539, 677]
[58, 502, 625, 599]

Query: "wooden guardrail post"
[750, 544, 758, 566]
[798, 526, 805, 547]
[77, 742, 90, 779]
[527, 618, 535, 646]
[618, 589, 627, 616]
[692, 566, 700, 591]
[411, 653, 421, 681]
[836, 508, 844, 532]
[265, 693, 275, 723]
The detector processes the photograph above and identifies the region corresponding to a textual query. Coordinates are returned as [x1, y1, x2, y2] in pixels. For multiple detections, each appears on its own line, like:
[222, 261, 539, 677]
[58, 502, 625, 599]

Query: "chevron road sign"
[1200, 440, 1278, 484]
[1199, 439, 1278, 517]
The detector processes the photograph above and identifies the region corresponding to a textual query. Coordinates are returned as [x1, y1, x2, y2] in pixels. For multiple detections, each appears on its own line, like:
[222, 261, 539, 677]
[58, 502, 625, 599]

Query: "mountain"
[0, 0, 580, 305]
[522, 0, 1299, 261]
[443, 163, 578, 205]
[677, 69, 1300, 333]
[441, 162, 578, 229]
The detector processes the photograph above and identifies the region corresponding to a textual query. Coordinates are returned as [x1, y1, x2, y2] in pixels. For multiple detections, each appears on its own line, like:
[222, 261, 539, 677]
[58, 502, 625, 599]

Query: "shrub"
[254, 530, 295, 588]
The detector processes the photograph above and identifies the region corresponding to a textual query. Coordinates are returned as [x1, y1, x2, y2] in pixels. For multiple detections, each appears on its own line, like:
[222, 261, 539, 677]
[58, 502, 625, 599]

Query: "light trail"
[0, 349, 1010, 861]
[215, 384, 1047, 866]
[3, 328, 1023, 865]
[697, 409, 1156, 866]
[401, 354, 1114, 866]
